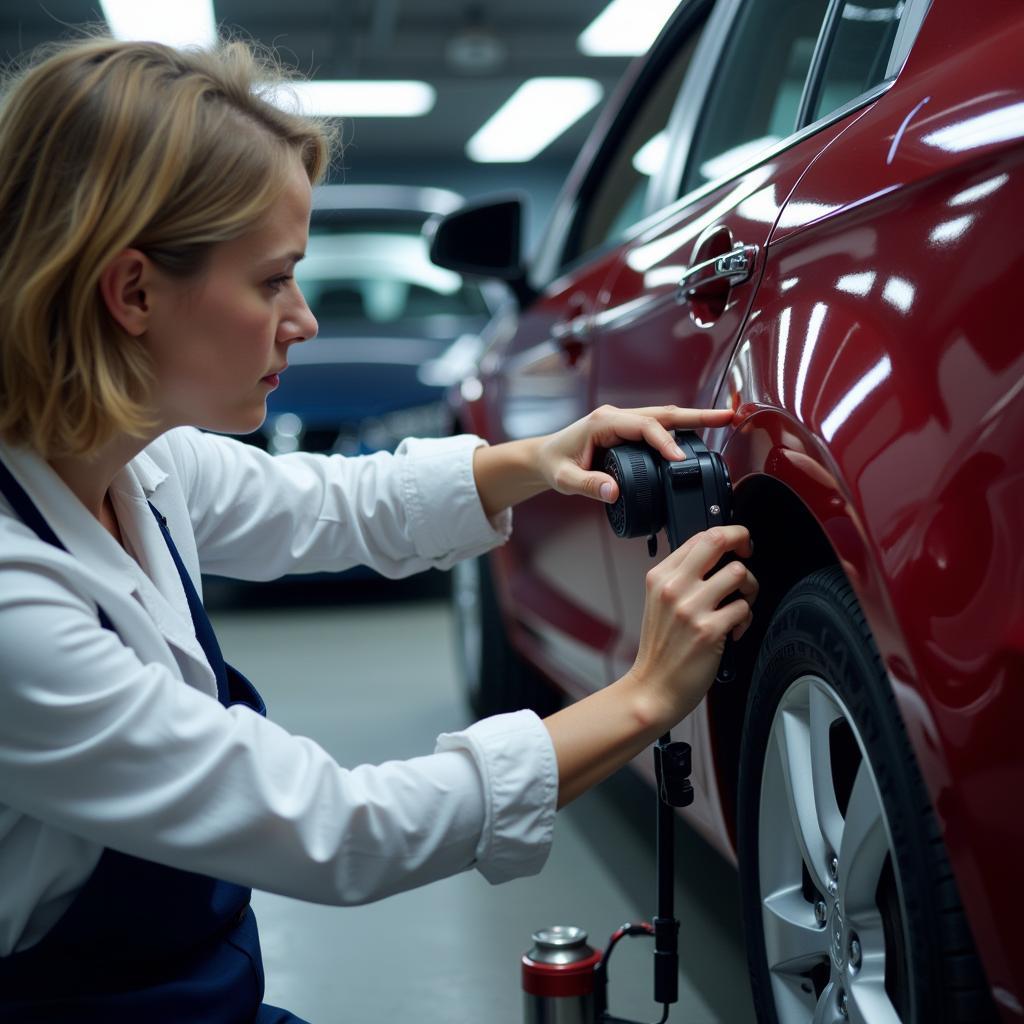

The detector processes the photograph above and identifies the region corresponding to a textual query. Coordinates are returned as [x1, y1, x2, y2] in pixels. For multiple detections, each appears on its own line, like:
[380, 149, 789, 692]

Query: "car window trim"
[798, 0, 933, 130]
[625, 77, 894, 244]
[536, 80, 893, 292]
[528, 0, 930, 295]
[886, 0, 932, 78]
[795, 0, 846, 130]
[646, 0, 747, 217]
[634, 0, 936, 237]
[529, 0, 715, 291]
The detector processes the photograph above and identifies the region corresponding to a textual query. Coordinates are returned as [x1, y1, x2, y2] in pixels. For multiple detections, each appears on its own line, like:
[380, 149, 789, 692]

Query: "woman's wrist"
[616, 668, 685, 738]
[472, 435, 549, 518]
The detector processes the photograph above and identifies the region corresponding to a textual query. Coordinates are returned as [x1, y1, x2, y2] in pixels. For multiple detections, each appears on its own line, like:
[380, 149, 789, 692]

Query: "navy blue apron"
[0, 458, 308, 1023]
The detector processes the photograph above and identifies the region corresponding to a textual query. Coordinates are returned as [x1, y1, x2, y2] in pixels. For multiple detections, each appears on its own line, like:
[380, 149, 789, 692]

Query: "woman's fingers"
[551, 459, 618, 501]
[732, 608, 755, 642]
[710, 599, 754, 643]
[588, 405, 733, 463]
[703, 559, 759, 610]
[682, 526, 754, 577]
[617, 405, 734, 429]
[648, 525, 751, 582]
[645, 527, 756, 646]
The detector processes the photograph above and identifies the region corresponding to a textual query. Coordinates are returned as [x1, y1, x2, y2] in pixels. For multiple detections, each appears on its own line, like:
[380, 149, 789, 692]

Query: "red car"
[430, 1, 1023, 1021]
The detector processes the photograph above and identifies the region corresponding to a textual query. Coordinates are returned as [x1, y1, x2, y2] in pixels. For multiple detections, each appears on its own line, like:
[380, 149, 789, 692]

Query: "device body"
[601, 431, 733, 554]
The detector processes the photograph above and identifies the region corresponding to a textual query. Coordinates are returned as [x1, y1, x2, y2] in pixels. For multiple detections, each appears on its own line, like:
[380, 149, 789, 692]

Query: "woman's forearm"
[472, 437, 548, 519]
[543, 673, 684, 809]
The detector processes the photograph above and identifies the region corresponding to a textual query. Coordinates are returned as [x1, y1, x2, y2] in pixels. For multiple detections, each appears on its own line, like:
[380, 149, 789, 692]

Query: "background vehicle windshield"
[297, 227, 490, 327]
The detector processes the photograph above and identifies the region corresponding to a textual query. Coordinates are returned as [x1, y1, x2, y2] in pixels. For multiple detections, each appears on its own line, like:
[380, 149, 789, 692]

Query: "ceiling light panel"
[467, 78, 604, 163]
[578, 0, 680, 57]
[100, 0, 217, 48]
[268, 81, 437, 118]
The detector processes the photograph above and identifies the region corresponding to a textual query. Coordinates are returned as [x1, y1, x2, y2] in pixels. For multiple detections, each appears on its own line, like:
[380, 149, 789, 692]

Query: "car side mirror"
[426, 195, 536, 306]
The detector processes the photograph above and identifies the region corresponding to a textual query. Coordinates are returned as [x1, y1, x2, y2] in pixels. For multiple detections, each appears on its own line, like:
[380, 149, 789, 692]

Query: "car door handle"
[677, 244, 758, 300]
[552, 317, 590, 367]
[551, 315, 591, 341]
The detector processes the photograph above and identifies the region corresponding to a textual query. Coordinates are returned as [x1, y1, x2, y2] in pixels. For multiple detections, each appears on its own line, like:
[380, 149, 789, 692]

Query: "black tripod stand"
[593, 732, 694, 1024]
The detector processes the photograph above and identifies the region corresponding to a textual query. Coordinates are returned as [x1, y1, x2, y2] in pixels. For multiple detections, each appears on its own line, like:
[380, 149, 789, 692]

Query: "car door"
[589, 0, 913, 831]
[487, 1, 712, 697]
[486, 252, 623, 693]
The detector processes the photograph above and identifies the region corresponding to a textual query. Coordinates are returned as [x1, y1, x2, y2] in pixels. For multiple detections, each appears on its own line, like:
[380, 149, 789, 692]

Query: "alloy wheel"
[758, 674, 908, 1024]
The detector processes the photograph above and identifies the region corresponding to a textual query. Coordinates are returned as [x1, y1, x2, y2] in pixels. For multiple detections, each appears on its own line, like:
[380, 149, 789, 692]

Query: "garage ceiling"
[0, 1, 636, 169]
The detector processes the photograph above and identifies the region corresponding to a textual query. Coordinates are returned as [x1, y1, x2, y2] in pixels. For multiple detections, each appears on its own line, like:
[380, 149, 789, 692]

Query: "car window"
[298, 227, 488, 325]
[681, 0, 830, 195]
[809, 0, 907, 122]
[562, 14, 707, 266]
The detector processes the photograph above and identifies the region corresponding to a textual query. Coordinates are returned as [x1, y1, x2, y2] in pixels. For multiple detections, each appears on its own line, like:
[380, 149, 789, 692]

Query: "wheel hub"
[828, 898, 846, 974]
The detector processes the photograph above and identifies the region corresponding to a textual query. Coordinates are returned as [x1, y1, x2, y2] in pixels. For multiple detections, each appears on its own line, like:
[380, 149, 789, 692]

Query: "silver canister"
[521, 925, 602, 1024]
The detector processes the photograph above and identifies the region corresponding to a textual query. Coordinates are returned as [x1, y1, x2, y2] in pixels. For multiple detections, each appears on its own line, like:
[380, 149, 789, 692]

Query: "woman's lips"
[261, 373, 280, 388]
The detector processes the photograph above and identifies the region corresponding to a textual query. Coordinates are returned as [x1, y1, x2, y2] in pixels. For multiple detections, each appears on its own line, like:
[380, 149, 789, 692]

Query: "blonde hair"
[0, 37, 334, 458]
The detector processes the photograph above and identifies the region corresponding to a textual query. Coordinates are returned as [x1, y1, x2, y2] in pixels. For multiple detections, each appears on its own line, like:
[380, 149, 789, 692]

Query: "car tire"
[737, 567, 996, 1024]
[451, 554, 560, 720]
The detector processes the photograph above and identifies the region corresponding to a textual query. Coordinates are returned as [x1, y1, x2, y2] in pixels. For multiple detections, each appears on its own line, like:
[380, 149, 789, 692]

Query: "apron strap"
[0, 457, 116, 632]
[0, 456, 67, 551]
[147, 502, 232, 706]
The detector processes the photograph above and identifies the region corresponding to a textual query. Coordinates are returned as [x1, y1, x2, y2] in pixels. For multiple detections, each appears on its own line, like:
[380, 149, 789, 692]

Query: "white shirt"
[0, 428, 558, 955]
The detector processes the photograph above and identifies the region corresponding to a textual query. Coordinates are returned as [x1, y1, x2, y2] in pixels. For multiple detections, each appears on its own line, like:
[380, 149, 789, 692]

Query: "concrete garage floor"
[210, 588, 756, 1024]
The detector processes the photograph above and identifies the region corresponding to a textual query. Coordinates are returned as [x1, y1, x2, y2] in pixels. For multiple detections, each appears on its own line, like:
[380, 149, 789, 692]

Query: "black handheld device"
[601, 430, 733, 558]
[600, 430, 737, 685]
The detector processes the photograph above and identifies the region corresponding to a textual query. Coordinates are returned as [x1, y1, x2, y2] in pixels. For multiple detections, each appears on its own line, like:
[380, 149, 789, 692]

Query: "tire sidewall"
[737, 568, 933, 1023]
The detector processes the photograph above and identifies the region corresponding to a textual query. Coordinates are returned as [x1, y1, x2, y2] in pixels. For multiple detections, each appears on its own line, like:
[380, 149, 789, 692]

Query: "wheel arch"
[707, 470, 837, 849]
[705, 409, 907, 851]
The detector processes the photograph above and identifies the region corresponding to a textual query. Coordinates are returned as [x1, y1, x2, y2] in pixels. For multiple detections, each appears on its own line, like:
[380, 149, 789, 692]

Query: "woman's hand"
[627, 524, 757, 727]
[536, 404, 734, 503]
[543, 523, 756, 807]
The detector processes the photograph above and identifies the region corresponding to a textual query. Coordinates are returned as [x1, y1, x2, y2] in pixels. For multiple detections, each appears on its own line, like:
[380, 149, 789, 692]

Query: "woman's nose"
[279, 288, 318, 345]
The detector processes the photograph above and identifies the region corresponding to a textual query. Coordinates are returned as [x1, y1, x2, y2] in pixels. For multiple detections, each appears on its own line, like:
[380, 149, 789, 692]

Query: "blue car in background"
[245, 184, 500, 458]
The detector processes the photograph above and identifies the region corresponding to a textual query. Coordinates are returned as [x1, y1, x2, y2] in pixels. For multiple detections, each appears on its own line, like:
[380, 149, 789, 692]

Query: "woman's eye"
[266, 275, 293, 292]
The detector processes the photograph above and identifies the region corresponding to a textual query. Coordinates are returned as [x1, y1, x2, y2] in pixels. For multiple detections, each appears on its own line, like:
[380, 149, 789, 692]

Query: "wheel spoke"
[811, 980, 842, 1024]
[839, 762, 888, 920]
[809, 681, 845, 858]
[772, 696, 830, 894]
[763, 884, 830, 975]
[771, 973, 821, 1022]
[848, 973, 902, 1024]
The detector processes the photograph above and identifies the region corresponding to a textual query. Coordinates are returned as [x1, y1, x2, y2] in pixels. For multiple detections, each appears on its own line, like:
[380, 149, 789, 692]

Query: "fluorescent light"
[632, 131, 669, 177]
[578, 0, 680, 56]
[882, 276, 915, 314]
[948, 173, 1009, 206]
[822, 357, 892, 442]
[698, 135, 779, 183]
[100, 0, 216, 47]
[836, 271, 876, 297]
[929, 214, 974, 246]
[467, 78, 603, 162]
[922, 102, 1024, 154]
[267, 81, 436, 118]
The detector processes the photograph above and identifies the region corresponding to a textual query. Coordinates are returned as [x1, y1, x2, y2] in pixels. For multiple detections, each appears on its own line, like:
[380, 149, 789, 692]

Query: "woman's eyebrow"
[260, 250, 306, 268]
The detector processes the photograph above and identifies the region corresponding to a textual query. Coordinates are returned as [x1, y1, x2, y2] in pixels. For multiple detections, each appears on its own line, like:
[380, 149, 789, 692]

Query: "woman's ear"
[99, 249, 152, 336]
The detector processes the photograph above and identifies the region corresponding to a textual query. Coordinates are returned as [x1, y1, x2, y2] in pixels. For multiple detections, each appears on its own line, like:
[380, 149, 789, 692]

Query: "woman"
[0, 37, 757, 1023]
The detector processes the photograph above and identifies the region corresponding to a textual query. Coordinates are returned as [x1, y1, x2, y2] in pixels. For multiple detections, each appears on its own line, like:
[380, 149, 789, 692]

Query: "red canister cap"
[521, 926, 603, 998]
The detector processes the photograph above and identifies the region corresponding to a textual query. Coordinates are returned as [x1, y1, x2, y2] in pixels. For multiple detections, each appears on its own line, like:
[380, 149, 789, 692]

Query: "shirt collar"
[130, 449, 169, 496]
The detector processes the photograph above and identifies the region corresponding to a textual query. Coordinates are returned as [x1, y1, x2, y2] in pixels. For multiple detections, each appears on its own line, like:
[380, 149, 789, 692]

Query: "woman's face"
[145, 156, 318, 436]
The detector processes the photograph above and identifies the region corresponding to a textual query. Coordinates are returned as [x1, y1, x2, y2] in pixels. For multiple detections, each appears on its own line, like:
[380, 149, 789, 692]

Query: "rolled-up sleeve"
[395, 434, 512, 565]
[436, 710, 558, 884]
[166, 429, 511, 581]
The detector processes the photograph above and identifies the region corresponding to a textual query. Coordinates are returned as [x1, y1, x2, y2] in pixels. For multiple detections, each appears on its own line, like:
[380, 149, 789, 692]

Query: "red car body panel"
[704, 3, 1024, 1000]
[452, 0, 1024, 1013]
